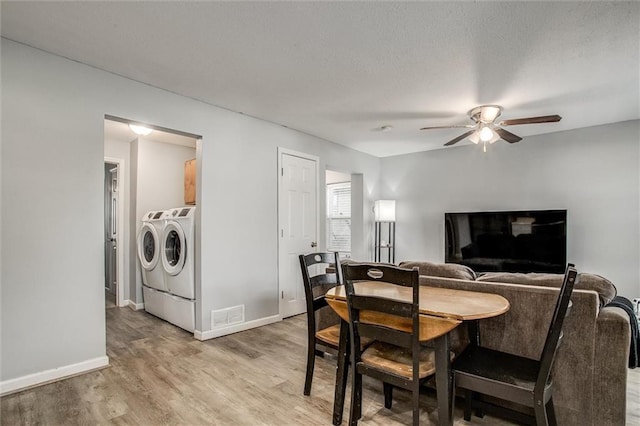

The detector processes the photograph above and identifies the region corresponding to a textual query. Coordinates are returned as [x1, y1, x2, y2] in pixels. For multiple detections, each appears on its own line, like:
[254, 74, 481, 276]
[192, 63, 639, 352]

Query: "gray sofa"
[399, 261, 631, 426]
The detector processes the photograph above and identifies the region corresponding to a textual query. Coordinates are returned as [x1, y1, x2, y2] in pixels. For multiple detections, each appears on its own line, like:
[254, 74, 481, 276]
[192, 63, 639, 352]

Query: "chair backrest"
[342, 263, 421, 380]
[299, 252, 341, 326]
[536, 263, 578, 391]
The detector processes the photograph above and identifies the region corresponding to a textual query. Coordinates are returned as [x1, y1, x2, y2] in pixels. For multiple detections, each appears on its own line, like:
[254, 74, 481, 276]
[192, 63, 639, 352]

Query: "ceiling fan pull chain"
[483, 141, 487, 153]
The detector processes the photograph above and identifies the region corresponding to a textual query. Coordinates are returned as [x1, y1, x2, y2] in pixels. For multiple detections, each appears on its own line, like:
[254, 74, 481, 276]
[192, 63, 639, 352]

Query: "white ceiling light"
[129, 124, 153, 136]
[478, 105, 502, 123]
[479, 126, 495, 142]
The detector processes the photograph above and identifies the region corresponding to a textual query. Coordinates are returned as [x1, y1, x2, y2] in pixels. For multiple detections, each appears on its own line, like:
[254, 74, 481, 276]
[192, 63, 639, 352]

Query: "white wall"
[0, 39, 381, 386]
[380, 120, 640, 299]
[136, 137, 195, 215]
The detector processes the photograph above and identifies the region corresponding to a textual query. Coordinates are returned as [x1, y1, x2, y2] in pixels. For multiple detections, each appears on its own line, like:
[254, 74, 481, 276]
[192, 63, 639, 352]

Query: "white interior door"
[105, 166, 118, 296]
[278, 150, 318, 318]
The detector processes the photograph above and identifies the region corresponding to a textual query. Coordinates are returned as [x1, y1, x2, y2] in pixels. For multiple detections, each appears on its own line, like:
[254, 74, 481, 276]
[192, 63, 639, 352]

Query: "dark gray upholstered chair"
[452, 263, 578, 426]
[342, 263, 436, 426]
[299, 252, 342, 396]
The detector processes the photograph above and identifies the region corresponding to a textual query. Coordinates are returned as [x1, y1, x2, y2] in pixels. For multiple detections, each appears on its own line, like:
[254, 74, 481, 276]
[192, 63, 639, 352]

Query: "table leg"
[468, 319, 481, 347]
[435, 332, 453, 426]
[332, 319, 349, 425]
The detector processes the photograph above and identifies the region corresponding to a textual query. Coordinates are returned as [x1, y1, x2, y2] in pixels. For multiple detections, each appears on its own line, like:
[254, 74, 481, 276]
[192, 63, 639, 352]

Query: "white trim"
[0, 356, 109, 396]
[104, 156, 127, 308]
[193, 314, 281, 341]
[127, 300, 144, 310]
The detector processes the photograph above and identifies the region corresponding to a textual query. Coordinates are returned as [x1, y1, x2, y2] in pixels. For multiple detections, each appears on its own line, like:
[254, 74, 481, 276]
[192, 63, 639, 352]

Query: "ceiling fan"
[420, 105, 561, 151]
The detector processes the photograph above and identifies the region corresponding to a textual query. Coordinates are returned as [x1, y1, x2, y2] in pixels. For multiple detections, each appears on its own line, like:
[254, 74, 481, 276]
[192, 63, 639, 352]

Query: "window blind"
[327, 182, 351, 253]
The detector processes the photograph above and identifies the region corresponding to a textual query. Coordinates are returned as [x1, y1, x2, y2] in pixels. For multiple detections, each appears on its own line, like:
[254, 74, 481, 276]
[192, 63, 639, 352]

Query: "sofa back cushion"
[476, 272, 616, 306]
[399, 261, 476, 280]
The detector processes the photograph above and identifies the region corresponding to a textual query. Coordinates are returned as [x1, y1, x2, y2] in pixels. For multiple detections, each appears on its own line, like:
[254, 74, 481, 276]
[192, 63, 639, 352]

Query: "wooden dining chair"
[299, 252, 343, 396]
[452, 263, 578, 426]
[342, 263, 435, 426]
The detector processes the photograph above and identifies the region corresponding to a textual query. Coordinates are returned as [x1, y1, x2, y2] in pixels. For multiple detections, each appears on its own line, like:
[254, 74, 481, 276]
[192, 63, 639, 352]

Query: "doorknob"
[310, 241, 317, 248]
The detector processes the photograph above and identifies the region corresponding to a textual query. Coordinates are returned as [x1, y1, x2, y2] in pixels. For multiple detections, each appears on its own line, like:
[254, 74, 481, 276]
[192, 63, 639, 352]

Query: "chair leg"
[474, 392, 484, 418]
[304, 338, 315, 396]
[349, 370, 363, 426]
[333, 321, 350, 426]
[383, 383, 393, 409]
[464, 389, 472, 421]
[412, 381, 420, 426]
[545, 397, 557, 426]
[533, 397, 550, 426]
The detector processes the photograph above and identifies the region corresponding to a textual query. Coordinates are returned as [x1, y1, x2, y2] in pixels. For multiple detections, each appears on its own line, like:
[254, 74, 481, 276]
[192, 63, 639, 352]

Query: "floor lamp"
[374, 200, 396, 263]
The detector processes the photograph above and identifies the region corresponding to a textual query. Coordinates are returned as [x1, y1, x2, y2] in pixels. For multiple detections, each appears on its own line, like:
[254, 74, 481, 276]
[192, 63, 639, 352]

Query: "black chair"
[452, 263, 578, 426]
[299, 252, 343, 396]
[342, 263, 436, 426]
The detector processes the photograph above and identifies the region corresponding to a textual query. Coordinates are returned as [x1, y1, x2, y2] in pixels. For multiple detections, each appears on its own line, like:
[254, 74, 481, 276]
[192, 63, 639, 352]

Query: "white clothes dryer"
[161, 206, 195, 300]
[137, 210, 167, 292]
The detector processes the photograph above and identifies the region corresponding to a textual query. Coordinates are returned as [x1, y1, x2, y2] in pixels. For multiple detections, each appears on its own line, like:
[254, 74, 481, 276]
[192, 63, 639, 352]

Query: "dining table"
[325, 281, 510, 426]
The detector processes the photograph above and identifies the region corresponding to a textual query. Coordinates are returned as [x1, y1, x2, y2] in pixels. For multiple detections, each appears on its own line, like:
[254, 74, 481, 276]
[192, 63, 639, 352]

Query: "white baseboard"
[127, 300, 144, 311]
[0, 356, 109, 396]
[194, 314, 281, 340]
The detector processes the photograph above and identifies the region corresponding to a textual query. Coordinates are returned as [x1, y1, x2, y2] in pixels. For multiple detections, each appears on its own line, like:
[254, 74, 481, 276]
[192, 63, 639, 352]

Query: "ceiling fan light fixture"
[422, 104, 560, 148]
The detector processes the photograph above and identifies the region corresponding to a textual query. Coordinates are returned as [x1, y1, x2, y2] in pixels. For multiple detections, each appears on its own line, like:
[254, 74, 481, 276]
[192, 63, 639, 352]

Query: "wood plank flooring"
[2, 306, 639, 425]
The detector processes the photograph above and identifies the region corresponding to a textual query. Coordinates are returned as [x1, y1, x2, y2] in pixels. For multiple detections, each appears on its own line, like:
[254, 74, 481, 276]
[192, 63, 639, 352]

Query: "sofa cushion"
[476, 272, 616, 306]
[399, 261, 476, 280]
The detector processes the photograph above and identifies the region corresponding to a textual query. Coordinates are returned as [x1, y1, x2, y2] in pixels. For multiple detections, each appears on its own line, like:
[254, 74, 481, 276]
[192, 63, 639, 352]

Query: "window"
[326, 182, 351, 255]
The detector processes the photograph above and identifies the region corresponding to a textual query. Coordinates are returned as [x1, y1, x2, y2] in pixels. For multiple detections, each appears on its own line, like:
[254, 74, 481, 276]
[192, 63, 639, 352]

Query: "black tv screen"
[445, 210, 567, 273]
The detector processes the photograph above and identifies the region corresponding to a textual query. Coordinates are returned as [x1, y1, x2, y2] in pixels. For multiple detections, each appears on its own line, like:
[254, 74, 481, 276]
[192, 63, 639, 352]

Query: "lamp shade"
[374, 200, 396, 222]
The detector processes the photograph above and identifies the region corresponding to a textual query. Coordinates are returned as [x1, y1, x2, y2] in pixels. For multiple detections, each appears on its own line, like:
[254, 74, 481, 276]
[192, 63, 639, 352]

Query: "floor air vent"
[211, 305, 245, 329]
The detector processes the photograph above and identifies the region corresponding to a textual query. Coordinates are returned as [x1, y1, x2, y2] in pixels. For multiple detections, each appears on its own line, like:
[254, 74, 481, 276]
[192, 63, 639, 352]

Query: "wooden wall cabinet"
[184, 158, 196, 205]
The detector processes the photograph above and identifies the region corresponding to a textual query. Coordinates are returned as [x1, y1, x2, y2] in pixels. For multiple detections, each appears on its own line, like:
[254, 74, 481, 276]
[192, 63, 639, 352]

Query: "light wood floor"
[1, 306, 639, 425]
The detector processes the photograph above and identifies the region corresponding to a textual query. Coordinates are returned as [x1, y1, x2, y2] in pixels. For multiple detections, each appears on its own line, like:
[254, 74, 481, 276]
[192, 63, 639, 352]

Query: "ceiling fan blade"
[444, 130, 475, 146]
[495, 127, 522, 143]
[420, 125, 475, 130]
[499, 115, 562, 126]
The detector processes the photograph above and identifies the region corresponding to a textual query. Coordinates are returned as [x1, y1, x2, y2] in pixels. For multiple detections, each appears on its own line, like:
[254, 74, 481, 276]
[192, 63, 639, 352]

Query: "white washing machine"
[145, 206, 196, 332]
[162, 206, 195, 299]
[137, 210, 167, 292]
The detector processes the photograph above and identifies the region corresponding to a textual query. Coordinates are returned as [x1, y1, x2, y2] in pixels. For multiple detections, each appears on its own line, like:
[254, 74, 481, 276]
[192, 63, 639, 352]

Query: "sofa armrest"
[593, 306, 630, 426]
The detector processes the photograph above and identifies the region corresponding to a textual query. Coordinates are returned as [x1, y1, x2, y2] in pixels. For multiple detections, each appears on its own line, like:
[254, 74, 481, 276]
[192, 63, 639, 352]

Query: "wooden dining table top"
[325, 281, 510, 321]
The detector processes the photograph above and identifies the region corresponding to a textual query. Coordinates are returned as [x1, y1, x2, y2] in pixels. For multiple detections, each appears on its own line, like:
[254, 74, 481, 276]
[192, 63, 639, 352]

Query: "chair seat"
[316, 324, 373, 349]
[453, 345, 541, 391]
[361, 341, 437, 379]
[453, 345, 549, 407]
[316, 324, 341, 347]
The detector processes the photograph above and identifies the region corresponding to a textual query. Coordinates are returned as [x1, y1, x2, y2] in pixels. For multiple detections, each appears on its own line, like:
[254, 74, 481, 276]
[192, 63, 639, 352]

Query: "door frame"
[277, 147, 320, 318]
[104, 156, 126, 307]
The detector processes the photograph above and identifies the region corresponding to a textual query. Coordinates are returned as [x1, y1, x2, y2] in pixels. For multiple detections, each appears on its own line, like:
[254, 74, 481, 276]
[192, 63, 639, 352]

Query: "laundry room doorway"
[103, 115, 201, 319]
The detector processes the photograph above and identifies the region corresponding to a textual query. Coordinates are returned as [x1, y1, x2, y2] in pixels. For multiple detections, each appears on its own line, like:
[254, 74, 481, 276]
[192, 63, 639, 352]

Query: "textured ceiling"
[2, 1, 638, 157]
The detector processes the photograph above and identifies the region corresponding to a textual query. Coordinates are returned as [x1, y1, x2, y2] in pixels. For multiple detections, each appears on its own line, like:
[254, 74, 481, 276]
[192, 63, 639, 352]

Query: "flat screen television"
[445, 210, 567, 273]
